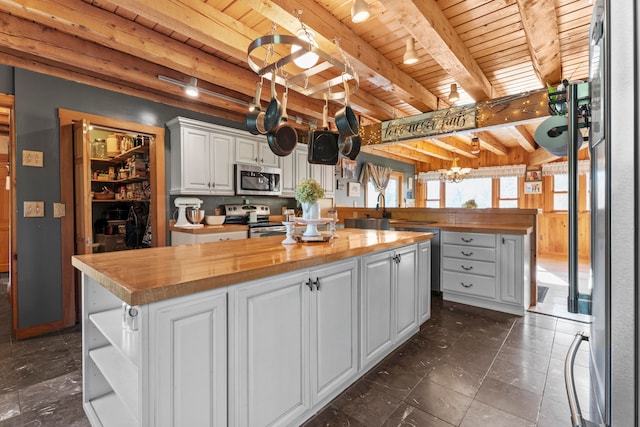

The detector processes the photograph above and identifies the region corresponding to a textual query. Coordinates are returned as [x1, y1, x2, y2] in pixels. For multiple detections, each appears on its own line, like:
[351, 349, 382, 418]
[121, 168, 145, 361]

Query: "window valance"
[417, 164, 527, 182]
[541, 160, 591, 176]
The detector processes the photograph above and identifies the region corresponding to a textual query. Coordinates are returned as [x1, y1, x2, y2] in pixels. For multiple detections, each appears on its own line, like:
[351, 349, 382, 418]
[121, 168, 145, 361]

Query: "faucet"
[376, 193, 392, 218]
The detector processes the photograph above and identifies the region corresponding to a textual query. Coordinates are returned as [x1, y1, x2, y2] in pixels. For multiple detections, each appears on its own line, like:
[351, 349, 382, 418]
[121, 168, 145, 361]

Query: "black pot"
[246, 81, 267, 135]
[338, 134, 361, 160]
[335, 81, 358, 138]
[263, 78, 282, 133]
[308, 129, 338, 165]
[266, 91, 297, 156]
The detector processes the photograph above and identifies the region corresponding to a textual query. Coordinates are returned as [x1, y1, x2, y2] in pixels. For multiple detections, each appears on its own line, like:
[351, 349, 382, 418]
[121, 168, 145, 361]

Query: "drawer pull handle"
[460, 282, 473, 288]
[461, 251, 474, 257]
[461, 237, 473, 243]
[461, 265, 473, 271]
[306, 279, 314, 291]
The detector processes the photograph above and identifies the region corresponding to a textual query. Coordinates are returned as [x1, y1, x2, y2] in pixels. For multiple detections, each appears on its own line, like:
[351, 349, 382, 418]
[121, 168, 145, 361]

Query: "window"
[444, 178, 492, 208]
[552, 174, 568, 211]
[366, 172, 403, 208]
[498, 176, 519, 208]
[425, 181, 441, 208]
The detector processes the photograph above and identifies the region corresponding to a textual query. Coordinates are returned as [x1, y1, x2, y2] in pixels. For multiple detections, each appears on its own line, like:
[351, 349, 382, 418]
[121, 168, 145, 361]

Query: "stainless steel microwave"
[235, 164, 282, 196]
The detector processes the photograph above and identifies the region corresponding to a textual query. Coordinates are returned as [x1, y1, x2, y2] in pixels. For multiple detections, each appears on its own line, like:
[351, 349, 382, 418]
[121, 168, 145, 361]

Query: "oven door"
[249, 225, 287, 238]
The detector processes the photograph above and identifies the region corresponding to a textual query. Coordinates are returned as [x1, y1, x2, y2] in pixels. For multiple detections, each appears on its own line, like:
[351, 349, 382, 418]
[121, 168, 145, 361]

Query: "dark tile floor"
[0, 273, 592, 426]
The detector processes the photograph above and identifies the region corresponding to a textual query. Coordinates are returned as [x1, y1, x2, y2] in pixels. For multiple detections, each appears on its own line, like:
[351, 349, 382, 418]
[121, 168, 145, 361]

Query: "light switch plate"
[22, 150, 43, 167]
[53, 203, 66, 218]
[24, 201, 44, 217]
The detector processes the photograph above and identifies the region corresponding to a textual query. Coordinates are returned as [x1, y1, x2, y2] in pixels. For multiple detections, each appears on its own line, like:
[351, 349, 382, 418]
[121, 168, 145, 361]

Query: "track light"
[351, 0, 370, 23]
[470, 137, 480, 154]
[185, 77, 199, 97]
[448, 83, 459, 102]
[403, 38, 418, 65]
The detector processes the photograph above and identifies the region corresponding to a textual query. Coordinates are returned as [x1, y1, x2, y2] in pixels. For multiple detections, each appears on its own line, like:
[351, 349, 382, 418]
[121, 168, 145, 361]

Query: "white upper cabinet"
[235, 135, 280, 168]
[281, 144, 309, 197]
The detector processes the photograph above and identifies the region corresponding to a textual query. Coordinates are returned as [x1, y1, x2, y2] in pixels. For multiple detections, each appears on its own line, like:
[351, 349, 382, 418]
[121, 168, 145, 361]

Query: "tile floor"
[0, 270, 593, 426]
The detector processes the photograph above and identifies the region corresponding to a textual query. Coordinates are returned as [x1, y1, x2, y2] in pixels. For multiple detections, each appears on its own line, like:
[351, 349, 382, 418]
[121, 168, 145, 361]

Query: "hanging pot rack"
[247, 34, 359, 101]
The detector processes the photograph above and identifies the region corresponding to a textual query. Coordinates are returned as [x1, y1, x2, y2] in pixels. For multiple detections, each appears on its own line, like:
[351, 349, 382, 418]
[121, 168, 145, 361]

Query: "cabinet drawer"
[442, 271, 496, 299]
[442, 257, 496, 277]
[442, 244, 496, 262]
[442, 231, 495, 248]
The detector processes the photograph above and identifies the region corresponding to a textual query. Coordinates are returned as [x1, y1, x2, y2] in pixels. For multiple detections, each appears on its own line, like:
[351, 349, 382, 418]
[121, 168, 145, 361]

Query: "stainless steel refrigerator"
[565, 1, 637, 425]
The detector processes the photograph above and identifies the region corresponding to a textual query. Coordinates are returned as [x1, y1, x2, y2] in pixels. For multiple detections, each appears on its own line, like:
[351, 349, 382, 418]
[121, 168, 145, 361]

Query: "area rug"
[537, 285, 549, 303]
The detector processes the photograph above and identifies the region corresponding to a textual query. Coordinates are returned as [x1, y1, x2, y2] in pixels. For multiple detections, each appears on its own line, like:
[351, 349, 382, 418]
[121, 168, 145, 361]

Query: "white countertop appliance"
[174, 197, 203, 228]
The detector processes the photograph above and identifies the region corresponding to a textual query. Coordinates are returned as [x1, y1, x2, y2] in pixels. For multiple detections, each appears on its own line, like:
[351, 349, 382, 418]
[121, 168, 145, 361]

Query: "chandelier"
[439, 156, 472, 183]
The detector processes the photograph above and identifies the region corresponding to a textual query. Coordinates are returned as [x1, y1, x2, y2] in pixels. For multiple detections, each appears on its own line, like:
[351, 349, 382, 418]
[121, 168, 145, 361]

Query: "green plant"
[461, 199, 477, 208]
[295, 178, 325, 204]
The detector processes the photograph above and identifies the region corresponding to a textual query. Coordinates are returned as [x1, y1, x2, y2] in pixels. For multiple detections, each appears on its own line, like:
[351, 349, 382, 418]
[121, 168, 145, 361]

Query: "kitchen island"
[72, 229, 433, 427]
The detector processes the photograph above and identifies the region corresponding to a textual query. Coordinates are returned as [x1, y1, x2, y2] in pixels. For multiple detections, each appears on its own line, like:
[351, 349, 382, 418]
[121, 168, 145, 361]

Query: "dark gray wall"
[11, 67, 413, 329]
[13, 68, 244, 328]
[334, 151, 415, 208]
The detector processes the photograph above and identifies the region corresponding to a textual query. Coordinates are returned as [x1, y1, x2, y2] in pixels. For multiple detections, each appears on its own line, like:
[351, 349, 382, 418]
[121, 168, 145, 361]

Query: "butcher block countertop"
[72, 229, 433, 306]
[168, 221, 248, 234]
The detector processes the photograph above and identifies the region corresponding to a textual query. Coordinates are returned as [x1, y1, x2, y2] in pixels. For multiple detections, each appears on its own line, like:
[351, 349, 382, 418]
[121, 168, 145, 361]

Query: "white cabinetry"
[230, 259, 358, 427]
[235, 135, 280, 168]
[168, 117, 235, 195]
[309, 162, 335, 197]
[171, 230, 247, 246]
[418, 241, 432, 324]
[441, 231, 530, 315]
[361, 245, 418, 369]
[82, 274, 228, 427]
[281, 144, 309, 197]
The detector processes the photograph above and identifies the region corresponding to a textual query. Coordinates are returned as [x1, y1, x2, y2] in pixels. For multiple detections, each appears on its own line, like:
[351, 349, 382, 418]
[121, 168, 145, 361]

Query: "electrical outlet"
[53, 203, 66, 218]
[24, 201, 44, 217]
[448, 213, 455, 223]
[22, 150, 43, 167]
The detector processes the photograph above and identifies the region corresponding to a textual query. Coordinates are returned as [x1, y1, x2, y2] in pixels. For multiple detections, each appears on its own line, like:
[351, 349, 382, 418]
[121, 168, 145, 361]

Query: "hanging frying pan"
[246, 80, 267, 135]
[267, 88, 297, 156]
[338, 134, 361, 160]
[308, 97, 339, 165]
[335, 79, 358, 138]
[263, 77, 283, 133]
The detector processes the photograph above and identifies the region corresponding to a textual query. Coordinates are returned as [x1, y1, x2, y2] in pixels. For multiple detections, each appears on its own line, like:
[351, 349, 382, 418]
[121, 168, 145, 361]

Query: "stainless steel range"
[224, 204, 287, 238]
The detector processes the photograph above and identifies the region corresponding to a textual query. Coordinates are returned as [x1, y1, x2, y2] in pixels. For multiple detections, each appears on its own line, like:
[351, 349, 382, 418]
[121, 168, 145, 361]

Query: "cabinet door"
[395, 245, 418, 342]
[294, 144, 309, 185]
[309, 163, 335, 198]
[181, 126, 213, 193]
[235, 136, 259, 165]
[233, 272, 311, 427]
[499, 234, 524, 305]
[259, 140, 280, 168]
[310, 260, 358, 404]
[418, 241, 432, 324]
[280, 149, 297, 197]
[361, 250, 394, 368]
[150, 290, 227, 427]
[210, 133, 235, 195]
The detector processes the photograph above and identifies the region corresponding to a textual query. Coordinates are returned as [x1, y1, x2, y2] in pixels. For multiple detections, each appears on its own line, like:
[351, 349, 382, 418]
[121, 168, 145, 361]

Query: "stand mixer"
[174, 197, 204, 228]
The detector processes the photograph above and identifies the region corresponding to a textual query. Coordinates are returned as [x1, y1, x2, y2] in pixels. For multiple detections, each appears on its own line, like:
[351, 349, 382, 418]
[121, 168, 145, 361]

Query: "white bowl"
[205, 215, 225, 226]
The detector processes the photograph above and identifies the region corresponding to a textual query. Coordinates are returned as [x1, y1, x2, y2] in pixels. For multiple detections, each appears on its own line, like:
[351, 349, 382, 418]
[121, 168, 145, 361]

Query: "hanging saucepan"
[246, 80, 267, 135]
[308, 97, 339, 165]
[267, 88, 297, 156]
[335, 79, 358, 138]
[263, 77, 283, 133]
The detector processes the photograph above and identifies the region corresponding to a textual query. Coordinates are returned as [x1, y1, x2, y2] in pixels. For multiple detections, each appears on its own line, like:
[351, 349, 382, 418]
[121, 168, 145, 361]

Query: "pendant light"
[403, 38, 418, 65]
[184, 77, 199, 97]
[448, 83, 460, 102]
[351, 0, 370, 23]
[291, 12, 319, 69]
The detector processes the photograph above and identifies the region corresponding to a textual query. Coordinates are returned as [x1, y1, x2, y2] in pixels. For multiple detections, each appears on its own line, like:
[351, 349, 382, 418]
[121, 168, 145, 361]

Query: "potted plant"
[295, 179, 325, 237]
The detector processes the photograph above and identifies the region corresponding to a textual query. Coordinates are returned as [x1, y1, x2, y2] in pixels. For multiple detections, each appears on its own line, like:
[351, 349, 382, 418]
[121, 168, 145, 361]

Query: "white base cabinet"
[170, 230, 247, 245]
[441, 231, 531, 315]
[82, 275, 228, 427]
[230, 259, 359, 427]
[361, 245, 418, 369]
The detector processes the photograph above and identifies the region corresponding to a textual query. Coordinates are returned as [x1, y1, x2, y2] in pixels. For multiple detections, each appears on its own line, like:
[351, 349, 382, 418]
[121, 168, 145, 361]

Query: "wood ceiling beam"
[400, 141, 453, 161]
[474, 131, 509, 156]
[239, 0, 439, 113]
[515, 0, 563, 86]
[427, 137, 477, 159]
[363, 144, 431, 164]
[381, 0, 494, 101]
[507, 126, 537, 152]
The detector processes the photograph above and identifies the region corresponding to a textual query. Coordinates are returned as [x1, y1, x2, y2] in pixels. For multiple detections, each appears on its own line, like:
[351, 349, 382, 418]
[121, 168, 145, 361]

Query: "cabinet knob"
[460, 282, 473, 288]
[461, 251, 474, 257]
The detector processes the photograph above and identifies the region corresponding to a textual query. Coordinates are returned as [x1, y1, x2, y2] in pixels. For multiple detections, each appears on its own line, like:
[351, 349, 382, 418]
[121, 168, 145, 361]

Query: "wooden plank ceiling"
[0, 0, 593, 169]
